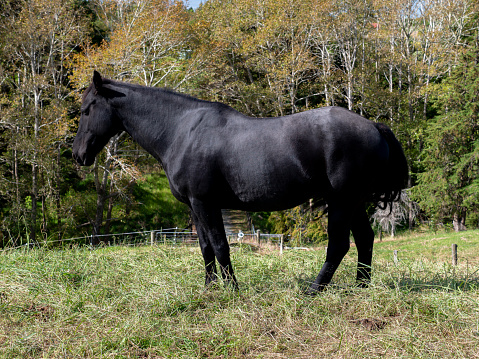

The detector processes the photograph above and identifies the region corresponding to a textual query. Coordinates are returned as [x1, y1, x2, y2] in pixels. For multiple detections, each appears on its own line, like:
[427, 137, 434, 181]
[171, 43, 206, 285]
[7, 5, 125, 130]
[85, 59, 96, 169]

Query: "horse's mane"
[82, 82, 94, 101]
[83, 76, 210, 107]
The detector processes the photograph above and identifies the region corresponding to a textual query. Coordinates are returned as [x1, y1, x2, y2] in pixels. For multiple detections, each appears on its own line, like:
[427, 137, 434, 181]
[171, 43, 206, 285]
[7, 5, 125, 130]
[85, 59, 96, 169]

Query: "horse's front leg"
[308, 201, 353, 294]
[190, 199, 238, 289]
[191, 211, 218, 286]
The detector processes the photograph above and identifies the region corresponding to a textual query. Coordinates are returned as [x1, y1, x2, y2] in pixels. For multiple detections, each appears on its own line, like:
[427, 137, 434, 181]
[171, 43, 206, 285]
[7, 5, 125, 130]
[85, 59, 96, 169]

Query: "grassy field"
[1, 230, 479, 358]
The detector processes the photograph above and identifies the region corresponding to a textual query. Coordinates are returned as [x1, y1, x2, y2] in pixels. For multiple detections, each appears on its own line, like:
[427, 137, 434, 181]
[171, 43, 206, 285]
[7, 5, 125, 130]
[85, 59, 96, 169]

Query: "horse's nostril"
[72, 152, 83, 165]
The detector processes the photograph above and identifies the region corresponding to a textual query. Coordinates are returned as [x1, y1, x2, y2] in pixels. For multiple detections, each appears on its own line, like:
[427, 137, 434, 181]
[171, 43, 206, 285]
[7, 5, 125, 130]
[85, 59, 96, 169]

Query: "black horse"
[73, 71, 408, 293]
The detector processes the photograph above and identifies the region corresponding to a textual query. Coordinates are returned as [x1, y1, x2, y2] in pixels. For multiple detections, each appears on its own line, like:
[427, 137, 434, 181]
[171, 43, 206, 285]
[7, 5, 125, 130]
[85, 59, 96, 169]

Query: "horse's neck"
[117, 88, 185, 161]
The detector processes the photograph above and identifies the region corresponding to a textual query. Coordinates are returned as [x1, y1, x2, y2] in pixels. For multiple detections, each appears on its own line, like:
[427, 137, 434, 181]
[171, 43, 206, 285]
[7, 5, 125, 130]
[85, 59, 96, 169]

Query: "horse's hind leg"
[308, 201, 352, 294]
[351, 205, 375, 287]
[190, 199, 238, 289]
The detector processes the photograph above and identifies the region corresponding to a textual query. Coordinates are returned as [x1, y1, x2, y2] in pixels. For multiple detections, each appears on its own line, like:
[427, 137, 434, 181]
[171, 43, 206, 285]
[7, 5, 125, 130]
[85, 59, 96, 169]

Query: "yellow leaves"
[69, 33, 138, 88]
[199, 0, 319, 111]
[69, 0, 192, 89]
[12, 0, 86, 47]
[41, 103, 71, 139]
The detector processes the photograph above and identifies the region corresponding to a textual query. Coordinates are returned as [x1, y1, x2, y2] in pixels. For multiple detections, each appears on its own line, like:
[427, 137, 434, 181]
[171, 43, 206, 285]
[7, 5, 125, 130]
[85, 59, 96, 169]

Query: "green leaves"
[411, 45, 479, 228]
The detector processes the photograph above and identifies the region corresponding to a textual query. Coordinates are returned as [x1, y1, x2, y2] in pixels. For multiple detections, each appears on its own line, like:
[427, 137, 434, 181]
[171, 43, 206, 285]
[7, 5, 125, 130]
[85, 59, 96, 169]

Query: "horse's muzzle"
[73, 151, 94, 166]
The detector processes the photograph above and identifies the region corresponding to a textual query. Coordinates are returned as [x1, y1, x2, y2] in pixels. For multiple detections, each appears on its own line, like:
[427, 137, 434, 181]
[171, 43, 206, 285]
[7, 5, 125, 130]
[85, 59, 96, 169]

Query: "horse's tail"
[373, 122, 409, 210]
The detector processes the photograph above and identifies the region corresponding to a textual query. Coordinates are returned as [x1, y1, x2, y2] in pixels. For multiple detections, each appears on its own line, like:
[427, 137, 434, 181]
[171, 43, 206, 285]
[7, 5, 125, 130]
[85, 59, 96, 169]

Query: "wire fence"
[0, 230, 465, 268]
[0, 228, 290, 253]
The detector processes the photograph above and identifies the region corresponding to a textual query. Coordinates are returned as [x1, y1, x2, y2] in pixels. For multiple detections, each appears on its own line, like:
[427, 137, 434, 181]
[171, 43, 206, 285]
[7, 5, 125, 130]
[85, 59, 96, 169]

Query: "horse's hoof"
[204, 276, 219, 290]
[305, 284, 326, 296]
[225, 280, 239, 292]
[355, 281, 370, 289]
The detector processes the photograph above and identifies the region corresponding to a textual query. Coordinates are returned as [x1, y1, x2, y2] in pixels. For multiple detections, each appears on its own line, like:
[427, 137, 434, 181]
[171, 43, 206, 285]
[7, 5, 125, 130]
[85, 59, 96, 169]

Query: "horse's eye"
[83, 108, 89, 116]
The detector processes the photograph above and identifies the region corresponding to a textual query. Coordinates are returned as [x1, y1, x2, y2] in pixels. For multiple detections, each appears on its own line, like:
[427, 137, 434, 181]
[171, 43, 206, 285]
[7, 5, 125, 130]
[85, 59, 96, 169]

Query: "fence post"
[238, 230, 244, 244]
[256, 230, 261, 248]
[393, 250, 398, 265]
[151, 231, 155, 246]
[279, 234, 284, 255]
[452, 243, 458, 266]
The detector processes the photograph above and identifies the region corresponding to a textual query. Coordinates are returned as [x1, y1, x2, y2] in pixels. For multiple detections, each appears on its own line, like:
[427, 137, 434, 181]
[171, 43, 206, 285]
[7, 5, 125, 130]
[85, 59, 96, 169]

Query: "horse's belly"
[225, 176, 326, 211]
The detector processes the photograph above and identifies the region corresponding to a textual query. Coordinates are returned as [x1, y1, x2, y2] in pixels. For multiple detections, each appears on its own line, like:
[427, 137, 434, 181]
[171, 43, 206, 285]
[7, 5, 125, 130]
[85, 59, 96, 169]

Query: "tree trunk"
[453, 211, 467, 232]
[408, 176, 413, 230]
[41, 195, 47, 238]
[14, 134, 20, 207]
[347, 75, 353, 110]
[30, 88, 41, 244]
[104, 180, 115, 236]
[92, 138, 118, 244]
[56, 145, 62, 243]
[92, 158, 109, 245]
[31, 161, 37, 244]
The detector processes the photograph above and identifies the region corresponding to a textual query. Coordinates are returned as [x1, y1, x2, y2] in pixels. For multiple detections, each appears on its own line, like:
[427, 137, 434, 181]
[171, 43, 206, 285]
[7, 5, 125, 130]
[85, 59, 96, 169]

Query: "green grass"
[1, 230, 479, 358]
[111, 172, 190, 233]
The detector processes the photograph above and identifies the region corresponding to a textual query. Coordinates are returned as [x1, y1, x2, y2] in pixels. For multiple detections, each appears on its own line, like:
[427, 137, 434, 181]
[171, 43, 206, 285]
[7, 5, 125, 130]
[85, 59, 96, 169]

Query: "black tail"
[373, 122, 409, 210]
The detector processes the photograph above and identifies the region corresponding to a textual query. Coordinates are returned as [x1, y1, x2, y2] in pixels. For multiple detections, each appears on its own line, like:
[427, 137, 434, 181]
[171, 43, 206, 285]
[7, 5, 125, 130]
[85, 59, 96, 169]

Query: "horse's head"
[73, 71, 125, 166]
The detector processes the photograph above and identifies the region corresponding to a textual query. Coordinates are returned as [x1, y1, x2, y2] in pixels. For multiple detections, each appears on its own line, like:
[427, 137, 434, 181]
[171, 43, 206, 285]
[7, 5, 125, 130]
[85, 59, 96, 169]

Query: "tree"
[196, 0, 321, 116]
[0, 0, 88, 243]
[326, 0, 375, 111]
[70, 0, 196, 88]
[411, 35, 479, 231]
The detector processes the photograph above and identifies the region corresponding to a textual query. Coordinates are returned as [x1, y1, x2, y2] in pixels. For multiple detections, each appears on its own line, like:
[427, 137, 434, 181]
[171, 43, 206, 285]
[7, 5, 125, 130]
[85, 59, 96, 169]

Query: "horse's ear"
[91, 71, 125, 99]
[93, 70, 103, 92]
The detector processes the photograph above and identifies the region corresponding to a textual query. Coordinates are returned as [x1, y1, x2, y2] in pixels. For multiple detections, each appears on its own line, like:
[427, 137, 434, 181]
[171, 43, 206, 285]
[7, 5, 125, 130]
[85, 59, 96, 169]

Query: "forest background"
[0, 0, 478, 247]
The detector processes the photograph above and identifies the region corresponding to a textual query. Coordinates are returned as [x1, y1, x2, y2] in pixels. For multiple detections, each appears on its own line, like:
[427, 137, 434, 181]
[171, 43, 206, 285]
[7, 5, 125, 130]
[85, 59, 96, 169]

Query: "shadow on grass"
[380, 273, 479, 292]
[289, 271, 479, 295]
[291, 274, 369, 295]
[372, 261, 479, 292]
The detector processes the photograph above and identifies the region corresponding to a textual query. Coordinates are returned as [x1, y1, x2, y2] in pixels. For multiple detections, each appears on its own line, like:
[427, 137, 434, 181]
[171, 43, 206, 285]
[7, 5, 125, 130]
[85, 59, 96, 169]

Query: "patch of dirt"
[350, 318, 388, 331]
[24, 304, 54, 321]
